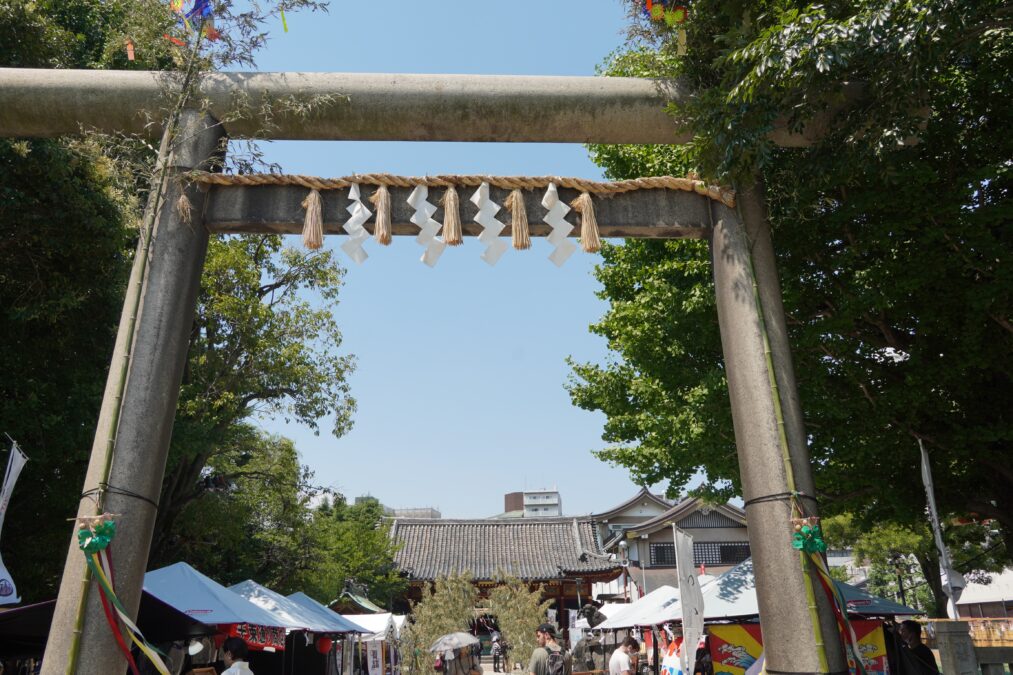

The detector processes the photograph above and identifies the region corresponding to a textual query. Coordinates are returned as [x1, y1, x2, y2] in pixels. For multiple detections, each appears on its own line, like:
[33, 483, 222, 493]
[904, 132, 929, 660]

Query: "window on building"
[649, 543, 677, 566]
[650, 542, 751, 567]
[693, 542, 751, 566]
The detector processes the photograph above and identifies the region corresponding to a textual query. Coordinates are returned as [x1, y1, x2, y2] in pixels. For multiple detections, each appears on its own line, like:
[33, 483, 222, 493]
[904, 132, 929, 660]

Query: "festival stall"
[231, 580, 367, 675]
[288, 592, 371, 675]
[343, 612, 407, 675]
[640, 559, 919, 624]
[599, 559, 920, 675]
[0, 592, 213, 662]
[145, 562, 289, 672]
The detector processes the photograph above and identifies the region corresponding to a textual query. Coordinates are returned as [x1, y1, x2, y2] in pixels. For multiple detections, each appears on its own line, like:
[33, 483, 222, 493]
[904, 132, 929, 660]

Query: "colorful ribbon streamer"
[78, 518, 170, 675]
[788, 497, 867, 675]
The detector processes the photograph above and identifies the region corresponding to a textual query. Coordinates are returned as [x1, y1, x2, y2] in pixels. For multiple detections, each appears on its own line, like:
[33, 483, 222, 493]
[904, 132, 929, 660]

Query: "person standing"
[493, 637, 504, 673]
[609, 637, 639, 675]
[222, 637, 254, 675]
[529, 624, 570, 675]
[897, 621, 939, 675]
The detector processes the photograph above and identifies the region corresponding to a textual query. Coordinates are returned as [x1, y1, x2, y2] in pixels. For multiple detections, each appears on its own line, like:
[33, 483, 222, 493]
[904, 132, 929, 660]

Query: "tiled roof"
[626, 498, 746, 536]
[390, 517, 622, 582]
[591, 487, 672, 520]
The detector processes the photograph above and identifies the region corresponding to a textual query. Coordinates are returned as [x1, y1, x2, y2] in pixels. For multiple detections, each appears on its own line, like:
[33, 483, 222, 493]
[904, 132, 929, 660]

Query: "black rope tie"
[742, 490, 819, 508]
[80, 482, 159, 510]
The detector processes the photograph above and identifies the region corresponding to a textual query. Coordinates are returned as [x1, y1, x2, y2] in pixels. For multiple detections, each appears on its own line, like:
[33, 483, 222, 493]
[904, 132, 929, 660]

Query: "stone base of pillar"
[933, 621, 977, 675]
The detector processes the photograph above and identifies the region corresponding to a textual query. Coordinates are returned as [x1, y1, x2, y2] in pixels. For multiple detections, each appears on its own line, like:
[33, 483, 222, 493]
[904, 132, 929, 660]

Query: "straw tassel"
[505, 189, 530, 250]
[570, 192, 601, 253]
[175, 192, 192, 224]
[441, 186, 463, 246]
[301, 189, 323, 250]
[369, 185, 392, 245]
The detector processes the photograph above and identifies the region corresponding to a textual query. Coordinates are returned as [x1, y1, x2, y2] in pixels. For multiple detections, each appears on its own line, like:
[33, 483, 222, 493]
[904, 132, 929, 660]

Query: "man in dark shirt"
[898, 620, 940, 675]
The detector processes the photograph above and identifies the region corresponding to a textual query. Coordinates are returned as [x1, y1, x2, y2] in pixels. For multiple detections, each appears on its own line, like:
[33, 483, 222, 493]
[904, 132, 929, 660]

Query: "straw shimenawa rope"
[191, 172, 736, 208]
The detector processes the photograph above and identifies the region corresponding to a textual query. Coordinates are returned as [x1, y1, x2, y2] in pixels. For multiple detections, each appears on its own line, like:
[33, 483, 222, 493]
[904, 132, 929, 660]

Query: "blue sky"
[251, 1, 671, 517]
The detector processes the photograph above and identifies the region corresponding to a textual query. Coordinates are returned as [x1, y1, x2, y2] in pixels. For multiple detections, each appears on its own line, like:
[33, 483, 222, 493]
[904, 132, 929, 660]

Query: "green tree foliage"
[0, 136, 132, 599]
[0, 0, 171, 600]
[489, 577, 552, 664]
[153, 426, 322, 588]
[568, 1, 1012, 557]
[823, 513, 1005, 617]
[1, 0, 360, 601]
[297, 495, 406, 606]
[152, 234, 356, 560]
[400, 574, 479, 675]
[154, 430, 401, 601]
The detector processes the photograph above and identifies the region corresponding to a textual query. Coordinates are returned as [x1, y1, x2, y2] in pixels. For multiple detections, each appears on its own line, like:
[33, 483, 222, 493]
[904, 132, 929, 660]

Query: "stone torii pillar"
[0, 68, 848, 675]
[41, 109, 225, 675]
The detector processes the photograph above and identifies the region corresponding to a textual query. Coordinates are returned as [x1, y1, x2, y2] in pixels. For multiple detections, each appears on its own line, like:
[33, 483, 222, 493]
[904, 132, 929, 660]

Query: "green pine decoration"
[791, 522, 827, 554]
[78, 519, 117, 554]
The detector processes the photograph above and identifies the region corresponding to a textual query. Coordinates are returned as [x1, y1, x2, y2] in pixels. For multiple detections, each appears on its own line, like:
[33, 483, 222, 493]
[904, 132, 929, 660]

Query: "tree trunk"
[914, 549, 948, 618]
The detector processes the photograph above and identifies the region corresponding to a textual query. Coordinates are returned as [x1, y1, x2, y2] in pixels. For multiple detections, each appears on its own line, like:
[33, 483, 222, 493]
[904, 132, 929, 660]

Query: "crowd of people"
[178, 616, 941, 675]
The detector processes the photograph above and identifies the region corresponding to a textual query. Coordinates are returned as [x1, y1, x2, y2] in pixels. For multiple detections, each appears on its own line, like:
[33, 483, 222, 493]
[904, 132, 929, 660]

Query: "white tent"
[343, 612, 404, 643]
[638, 559, 919, 625]
[598, 586, 681, 629]
[230, 580, 358, 632]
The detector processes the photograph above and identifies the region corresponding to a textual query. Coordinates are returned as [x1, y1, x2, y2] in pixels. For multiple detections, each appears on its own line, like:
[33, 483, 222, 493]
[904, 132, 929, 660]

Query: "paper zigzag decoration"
[341, 184, 371, 265]
[407, 185, 447, 267]
[542, 183, 578, 267]
[471, 183, 509, 266]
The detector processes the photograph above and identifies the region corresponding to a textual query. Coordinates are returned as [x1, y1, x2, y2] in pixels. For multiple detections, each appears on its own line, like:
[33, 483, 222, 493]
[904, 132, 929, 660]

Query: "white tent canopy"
[230, 580, 341, 632]
[343, 612, 405, 642]
[634, 559, 920, 625]
[598, 586, 681, 629]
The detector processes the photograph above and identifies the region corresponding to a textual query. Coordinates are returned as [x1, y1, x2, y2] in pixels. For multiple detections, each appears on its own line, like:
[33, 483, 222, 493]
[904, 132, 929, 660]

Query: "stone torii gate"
[0, 69, 848, 675]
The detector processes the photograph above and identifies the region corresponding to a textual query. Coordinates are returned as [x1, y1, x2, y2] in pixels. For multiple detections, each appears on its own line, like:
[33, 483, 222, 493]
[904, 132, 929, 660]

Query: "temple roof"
[591, 487, 672, 521]
[625, 498, 746, 537]
[389, 517, 622, 582]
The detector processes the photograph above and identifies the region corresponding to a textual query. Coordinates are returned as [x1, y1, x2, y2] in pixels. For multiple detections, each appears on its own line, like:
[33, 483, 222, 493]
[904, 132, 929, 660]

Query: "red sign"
[221, 623, 287, 651]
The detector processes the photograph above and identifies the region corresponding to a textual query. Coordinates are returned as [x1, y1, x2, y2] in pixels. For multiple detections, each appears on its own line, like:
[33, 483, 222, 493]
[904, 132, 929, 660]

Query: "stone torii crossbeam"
[0, 68, 848, 675]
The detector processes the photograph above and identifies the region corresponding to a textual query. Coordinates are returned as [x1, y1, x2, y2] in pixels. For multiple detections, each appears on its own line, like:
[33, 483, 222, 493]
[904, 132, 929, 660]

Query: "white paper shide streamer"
[0, 441, 28, 605]
[341, 184, 372, 265]
[407, 186, 447, 267]
[542, 183, 577, 267]
[674, 525, 704, 674]
[470, 182, 509, 266]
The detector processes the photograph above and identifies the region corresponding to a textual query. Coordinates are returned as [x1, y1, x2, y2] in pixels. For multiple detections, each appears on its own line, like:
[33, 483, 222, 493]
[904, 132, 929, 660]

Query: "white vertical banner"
[368, 639, 382, 673]
[0, 441, 29, 605]
[673, 525, 704, 675]
[919, 439, 962, 618]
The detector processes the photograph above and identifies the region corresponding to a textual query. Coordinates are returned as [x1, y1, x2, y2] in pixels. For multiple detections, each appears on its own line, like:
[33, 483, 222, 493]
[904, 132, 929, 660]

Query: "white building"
[523, 488, 562, 517]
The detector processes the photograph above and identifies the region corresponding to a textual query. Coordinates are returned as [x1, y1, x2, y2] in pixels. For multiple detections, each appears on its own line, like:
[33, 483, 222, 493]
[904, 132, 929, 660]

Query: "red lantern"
[316, 637, 333, 654]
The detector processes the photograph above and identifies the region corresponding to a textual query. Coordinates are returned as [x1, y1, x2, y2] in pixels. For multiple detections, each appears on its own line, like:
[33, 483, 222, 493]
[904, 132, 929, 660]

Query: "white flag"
[919, 439, 961, 617]
[674, 526, 704, 675]
[0, 441, 28, 605]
